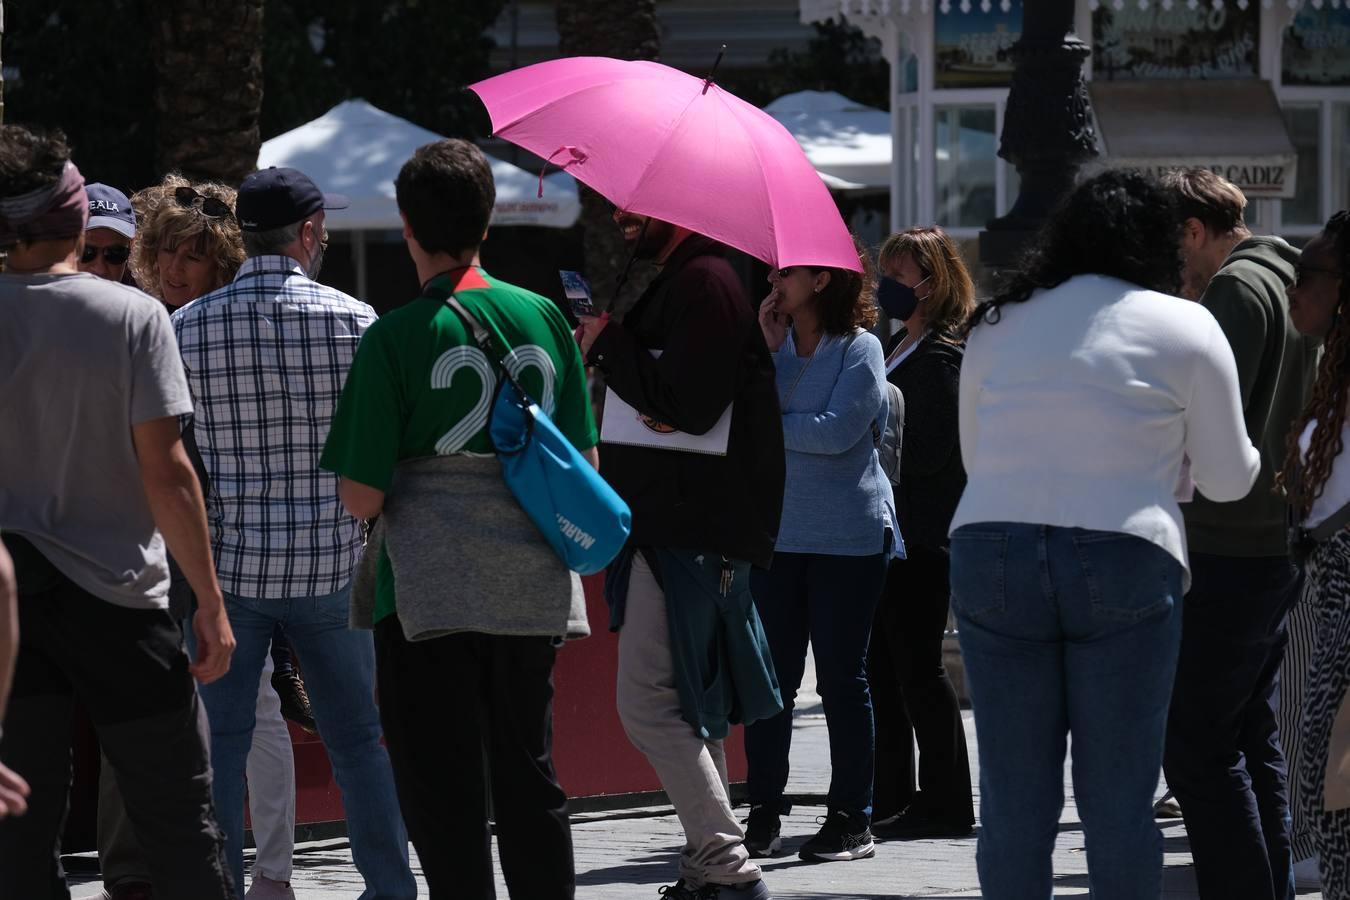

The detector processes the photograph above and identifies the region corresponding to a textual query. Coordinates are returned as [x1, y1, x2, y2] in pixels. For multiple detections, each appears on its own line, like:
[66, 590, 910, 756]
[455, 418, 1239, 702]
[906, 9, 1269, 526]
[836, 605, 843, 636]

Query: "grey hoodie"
[350, 455, 590, 641]
[1185, 235, 1320, 557]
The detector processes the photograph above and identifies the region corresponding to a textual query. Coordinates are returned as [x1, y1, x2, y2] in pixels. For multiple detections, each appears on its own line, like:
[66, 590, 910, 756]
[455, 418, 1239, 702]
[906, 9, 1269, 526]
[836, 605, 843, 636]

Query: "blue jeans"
[950, 523, 1184, 900]
[1163, 553, 1299, 900]
[746, 549, 889, 819]
[187, 584, 415, 898]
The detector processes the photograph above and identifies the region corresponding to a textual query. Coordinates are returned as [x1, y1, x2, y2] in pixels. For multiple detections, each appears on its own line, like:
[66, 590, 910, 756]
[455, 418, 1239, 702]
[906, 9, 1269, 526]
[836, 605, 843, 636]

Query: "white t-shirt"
[0, 272, 192, 609]
[1298, 418, 1350, 529]
[952, 274, 1260, 580]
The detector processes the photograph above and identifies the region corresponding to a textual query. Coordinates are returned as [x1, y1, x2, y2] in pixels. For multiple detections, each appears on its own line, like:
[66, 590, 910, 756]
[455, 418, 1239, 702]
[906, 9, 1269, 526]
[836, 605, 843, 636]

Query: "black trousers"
[374, 617, 574, 900]
[0, 536, 234, 900]
[1163, 552, 1299, 900]
[867, 545, 974, 825]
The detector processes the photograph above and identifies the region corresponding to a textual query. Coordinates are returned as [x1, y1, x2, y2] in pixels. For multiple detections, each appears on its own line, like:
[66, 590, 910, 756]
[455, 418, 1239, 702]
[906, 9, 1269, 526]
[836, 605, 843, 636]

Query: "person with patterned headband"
[0, 125, 236, 898]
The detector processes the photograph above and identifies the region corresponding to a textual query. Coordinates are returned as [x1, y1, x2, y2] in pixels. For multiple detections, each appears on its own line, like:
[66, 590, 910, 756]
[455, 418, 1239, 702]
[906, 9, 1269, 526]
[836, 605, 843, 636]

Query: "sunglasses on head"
[174, 186, 232, 219]
[81, 244, 131, 265]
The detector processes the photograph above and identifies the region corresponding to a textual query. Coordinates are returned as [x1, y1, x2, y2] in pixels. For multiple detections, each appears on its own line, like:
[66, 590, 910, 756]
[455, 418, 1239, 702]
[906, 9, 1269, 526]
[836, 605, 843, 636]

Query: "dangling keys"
[719, 556, 734, 597]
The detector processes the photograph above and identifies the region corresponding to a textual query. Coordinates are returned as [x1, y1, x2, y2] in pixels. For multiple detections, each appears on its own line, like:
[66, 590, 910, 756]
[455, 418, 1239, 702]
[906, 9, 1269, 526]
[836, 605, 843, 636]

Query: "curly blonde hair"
[130, 173, 244, 302]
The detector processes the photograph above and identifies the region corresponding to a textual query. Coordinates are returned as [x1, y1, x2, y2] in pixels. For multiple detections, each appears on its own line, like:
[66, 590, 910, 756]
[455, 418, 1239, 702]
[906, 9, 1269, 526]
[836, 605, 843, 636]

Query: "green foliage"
[720, 21, 889, 111]
[5, 0, 158, 191]
[2, 0, 504, 194]
[262, 0, 504, 142]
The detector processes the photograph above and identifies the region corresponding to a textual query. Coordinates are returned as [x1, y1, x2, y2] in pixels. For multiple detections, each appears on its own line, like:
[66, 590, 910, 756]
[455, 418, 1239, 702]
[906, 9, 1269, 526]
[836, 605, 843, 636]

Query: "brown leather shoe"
[271, 668, 318, 734]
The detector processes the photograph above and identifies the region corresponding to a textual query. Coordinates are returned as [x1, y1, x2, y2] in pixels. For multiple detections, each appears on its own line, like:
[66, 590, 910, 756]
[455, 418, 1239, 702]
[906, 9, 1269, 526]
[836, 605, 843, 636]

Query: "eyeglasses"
[80, 244, 131, 265]
[174, 186, 232, 219]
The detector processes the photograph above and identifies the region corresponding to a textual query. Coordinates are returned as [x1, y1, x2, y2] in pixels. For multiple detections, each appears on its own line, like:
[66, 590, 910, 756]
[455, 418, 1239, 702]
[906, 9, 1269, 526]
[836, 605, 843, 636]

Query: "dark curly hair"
[965, 169, 1184, 333]
[1278, 210, 1350, 520]
[0, 125, 71, 197]
[807, 235, 879, 336]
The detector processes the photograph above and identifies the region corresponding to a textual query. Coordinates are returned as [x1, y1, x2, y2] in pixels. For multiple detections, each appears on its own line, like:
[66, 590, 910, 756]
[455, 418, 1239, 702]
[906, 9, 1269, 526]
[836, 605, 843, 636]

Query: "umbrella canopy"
[257, 99, 580, 230]
[764, 91, 891, 192]
[470, 57, 860, 272]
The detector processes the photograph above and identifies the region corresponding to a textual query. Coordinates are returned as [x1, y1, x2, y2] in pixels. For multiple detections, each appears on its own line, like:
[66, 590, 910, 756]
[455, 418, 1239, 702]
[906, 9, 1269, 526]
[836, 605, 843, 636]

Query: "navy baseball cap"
[86, 183, 136, 238]
[235, 166, 349, 232]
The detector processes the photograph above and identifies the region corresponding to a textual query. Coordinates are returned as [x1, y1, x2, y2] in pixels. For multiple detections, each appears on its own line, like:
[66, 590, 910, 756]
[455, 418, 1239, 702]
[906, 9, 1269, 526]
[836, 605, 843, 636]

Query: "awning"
[803, 0, 1299, 21]
[1088, 80, 1298, 199]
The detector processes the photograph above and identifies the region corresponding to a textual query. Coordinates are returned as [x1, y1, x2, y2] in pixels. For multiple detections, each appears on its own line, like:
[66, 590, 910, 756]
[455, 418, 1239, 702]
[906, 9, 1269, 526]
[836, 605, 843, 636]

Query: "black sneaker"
[743, 804, 783, 858]
[271, 668, 318, 734]
[657, 880, 770, 899]
[798, 809, 875, 862]
[871, 806, 974, 840]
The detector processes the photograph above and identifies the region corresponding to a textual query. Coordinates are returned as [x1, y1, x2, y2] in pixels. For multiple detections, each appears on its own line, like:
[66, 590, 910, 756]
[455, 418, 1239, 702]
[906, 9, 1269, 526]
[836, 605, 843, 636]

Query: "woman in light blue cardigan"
[743, 241, 899, 864]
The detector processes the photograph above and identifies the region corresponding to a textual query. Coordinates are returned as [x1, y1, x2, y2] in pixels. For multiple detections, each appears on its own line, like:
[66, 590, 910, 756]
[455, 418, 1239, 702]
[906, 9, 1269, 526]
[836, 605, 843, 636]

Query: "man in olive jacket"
[1162, 168, 1318, 900]
[576, 212, 784, 900]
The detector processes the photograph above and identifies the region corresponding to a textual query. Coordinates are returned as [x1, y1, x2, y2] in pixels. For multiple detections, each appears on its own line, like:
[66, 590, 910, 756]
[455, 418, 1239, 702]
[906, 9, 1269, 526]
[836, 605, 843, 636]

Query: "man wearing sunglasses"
[79, 183, 135, 283]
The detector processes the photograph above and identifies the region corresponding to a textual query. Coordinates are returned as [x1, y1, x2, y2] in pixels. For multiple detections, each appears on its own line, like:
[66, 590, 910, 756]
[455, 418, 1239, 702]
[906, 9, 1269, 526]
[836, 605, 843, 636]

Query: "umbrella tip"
[702, 44, 728, 95]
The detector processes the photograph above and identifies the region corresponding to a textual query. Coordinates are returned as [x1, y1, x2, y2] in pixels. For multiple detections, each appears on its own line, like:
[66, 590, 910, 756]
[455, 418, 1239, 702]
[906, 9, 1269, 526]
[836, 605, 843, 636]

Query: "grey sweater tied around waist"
[350, 455, 590, 642]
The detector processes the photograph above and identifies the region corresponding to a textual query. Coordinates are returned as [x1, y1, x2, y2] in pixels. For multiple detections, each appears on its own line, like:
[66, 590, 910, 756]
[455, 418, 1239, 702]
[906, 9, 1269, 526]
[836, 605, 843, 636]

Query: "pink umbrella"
[469, 56, 861, 273]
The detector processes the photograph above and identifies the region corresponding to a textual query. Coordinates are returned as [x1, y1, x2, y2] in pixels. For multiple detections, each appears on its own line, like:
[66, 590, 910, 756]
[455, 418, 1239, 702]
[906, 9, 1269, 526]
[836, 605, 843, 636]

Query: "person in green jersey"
[321, 138, 597, 900]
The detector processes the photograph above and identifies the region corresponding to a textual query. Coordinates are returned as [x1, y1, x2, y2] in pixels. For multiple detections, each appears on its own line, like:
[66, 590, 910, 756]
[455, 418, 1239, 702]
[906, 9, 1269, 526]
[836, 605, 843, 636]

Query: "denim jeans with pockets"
[950, 523, 1184, 900]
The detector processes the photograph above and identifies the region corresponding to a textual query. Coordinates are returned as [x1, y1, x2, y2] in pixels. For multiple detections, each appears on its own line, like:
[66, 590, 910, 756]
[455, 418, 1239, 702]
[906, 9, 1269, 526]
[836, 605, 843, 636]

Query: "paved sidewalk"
[67, 667, 1324, 899]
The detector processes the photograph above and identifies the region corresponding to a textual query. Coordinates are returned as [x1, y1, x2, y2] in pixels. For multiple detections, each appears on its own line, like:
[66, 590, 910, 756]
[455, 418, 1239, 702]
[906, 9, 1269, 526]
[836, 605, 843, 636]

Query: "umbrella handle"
[538, 146, 587, 198]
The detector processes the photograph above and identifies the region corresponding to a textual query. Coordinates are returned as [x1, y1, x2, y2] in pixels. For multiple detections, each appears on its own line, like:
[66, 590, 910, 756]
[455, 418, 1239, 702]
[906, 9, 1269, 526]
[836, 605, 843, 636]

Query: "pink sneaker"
[245, 874, 296, 900]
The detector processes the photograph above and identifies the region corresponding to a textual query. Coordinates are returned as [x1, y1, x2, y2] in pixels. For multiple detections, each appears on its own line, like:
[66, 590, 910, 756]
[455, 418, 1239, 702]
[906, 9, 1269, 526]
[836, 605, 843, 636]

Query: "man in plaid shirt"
[172, 167, 415, 899]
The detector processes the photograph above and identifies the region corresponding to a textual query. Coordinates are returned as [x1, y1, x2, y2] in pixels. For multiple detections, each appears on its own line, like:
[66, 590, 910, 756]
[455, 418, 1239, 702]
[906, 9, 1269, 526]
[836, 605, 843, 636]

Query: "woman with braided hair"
[1278, 209, 1350, 900]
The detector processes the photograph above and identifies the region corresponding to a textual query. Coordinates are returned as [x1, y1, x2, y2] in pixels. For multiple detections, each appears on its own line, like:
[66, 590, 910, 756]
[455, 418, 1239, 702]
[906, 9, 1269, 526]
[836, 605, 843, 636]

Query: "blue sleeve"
[781, 334, 886, 455]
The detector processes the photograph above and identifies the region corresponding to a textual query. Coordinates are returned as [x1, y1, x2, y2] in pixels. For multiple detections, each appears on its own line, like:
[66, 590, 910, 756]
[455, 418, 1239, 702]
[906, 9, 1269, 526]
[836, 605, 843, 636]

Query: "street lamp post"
[979, 0, 1099, 270]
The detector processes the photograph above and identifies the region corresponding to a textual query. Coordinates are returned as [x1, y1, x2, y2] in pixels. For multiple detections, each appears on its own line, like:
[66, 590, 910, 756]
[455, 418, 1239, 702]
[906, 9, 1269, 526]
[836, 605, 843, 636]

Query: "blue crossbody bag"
[441, 293, 631, 575]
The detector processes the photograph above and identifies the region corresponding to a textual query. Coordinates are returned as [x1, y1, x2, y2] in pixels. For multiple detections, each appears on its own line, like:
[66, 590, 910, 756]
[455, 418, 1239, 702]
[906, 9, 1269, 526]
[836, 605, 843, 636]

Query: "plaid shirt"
[171, 255, 377, 599]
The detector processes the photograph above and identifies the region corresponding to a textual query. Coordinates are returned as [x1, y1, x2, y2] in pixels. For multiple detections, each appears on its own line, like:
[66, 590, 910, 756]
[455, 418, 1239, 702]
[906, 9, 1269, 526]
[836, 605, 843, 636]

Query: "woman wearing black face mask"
[869, 226, 977, 839]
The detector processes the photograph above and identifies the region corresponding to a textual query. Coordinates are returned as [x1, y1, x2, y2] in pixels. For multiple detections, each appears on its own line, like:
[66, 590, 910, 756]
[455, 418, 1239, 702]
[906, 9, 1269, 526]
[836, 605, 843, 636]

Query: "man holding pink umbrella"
[471, 55, 866, 899]
[575, 212, 784, 900]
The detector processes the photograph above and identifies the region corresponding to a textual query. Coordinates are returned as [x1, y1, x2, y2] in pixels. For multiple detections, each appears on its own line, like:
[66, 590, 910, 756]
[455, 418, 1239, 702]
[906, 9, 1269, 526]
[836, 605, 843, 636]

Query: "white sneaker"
[245, 874, 297, 900]
[1293, 856, 1321, 890]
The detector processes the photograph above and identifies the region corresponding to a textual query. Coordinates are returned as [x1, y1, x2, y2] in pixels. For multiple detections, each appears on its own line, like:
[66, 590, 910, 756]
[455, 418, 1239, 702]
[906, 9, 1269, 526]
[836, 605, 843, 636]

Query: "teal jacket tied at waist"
[607, 546, 783, 740]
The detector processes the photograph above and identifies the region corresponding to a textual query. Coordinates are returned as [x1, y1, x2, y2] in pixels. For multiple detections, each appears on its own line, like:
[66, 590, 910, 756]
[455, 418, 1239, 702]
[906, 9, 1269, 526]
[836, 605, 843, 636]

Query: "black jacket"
[886, 331, 966, 550]
[588, 235, 785, 567]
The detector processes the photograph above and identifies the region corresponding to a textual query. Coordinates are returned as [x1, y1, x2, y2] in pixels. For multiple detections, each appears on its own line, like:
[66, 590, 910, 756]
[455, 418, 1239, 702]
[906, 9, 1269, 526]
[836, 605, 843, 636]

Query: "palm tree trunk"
[152, 0, 263, 185]
[556, 0, 660, 315]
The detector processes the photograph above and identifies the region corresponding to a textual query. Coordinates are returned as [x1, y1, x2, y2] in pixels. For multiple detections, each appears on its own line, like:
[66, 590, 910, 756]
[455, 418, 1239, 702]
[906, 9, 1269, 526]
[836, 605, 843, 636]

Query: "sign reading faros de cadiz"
[1112, 158, 1298, 199]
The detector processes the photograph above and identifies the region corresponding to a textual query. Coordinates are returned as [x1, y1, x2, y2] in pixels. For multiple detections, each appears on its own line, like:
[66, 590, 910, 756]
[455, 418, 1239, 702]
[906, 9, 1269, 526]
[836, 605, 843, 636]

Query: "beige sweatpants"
[615, 554, 763, 888]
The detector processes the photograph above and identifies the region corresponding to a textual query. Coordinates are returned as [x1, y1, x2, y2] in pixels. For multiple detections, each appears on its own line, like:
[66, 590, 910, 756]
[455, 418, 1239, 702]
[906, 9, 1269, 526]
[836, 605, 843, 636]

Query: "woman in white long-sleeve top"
[948, 170, 1260, 900]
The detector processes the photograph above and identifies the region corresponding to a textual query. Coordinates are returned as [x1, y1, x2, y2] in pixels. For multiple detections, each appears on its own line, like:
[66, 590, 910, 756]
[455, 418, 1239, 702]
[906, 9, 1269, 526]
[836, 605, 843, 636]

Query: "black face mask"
[878, 274, 930, 322]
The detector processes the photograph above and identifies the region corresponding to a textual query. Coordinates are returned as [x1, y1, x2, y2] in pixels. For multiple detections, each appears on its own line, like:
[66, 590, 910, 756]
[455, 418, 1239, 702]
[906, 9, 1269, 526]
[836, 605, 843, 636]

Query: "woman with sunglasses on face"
[867, 227, 976, 841]
[744, 241, 898, 863]
[130, 175, 244, 311]
[1277, 210, 1350, 900]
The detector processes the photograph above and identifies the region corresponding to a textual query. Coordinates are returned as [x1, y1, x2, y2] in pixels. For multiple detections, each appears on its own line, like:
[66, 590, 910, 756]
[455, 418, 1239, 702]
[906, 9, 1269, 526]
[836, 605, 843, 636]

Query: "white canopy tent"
[763, 91, 892, 192]
[765, 89, 1004, 214]
[257, 99, 580, 296]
